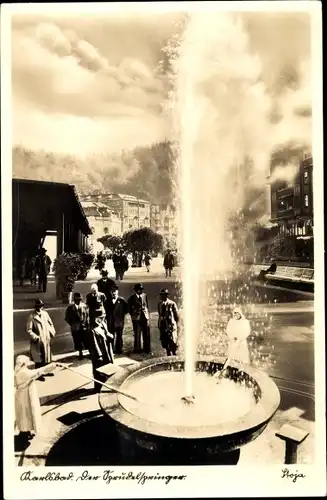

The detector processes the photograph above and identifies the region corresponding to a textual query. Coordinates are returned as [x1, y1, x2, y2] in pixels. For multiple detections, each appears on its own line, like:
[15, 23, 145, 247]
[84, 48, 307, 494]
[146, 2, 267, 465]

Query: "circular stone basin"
[99, 356, 280, 463]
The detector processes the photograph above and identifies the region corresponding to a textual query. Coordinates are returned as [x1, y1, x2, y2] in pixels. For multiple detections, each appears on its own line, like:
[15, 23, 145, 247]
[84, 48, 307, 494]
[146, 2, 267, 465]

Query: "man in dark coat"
[158, 288, 179, 356]
[65, 292, 89, 359]
[97, 270, 115, 296]
[112, 253, 121, 280]
[163, 250, 175, 278]
[127, 283, 151, 354]
[87, 316, 114, 393]
[86, 284, 114, 392]
[119, 254, 129, 280]
[105, 284, 128, 354]
[36, 248, 52, 292]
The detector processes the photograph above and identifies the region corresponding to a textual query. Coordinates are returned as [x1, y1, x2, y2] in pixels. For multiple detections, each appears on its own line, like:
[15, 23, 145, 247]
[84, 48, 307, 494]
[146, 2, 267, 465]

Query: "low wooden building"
[12, 179, 91, 276]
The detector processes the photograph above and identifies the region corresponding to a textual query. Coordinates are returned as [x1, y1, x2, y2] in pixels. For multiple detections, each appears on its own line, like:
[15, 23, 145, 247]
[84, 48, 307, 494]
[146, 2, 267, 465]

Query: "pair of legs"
[165, 268, 172, 277]
[71, 329, 88, 359]
[160, 328, 177, 356]
[112, 327, 124, 354]
[38, 273, 48, 292]
[132, 317, 151, 353]
[146, 265, 150, 273]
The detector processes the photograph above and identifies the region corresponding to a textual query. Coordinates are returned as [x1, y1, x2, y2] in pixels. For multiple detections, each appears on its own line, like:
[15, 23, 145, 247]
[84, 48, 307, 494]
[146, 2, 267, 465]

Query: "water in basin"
[120, 371, 256, 427]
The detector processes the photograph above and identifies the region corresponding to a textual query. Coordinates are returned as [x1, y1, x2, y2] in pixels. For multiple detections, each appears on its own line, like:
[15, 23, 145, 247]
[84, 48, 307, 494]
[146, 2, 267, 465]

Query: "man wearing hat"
[158, 288, 179, 356]
[26, 298, 56, 380]
[105, 284, 128, 354]
[127, 283, 151, 353]
[97, 270, 115, 296]
[86, 283, 107, 328]
[65, 292, 89, 359]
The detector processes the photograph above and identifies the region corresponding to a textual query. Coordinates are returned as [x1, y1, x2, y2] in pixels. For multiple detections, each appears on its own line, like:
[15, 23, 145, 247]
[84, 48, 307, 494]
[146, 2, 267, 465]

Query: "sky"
[10, 6, 312, 158]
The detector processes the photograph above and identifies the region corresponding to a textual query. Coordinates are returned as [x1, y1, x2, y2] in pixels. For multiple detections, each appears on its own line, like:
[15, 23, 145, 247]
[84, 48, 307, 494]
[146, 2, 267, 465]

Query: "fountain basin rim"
[99, 356, 280, 440]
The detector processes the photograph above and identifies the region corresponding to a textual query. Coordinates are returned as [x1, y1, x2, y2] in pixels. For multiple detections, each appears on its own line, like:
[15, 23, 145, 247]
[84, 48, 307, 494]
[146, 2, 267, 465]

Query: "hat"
[35, 298, 44, 307]
[134, 283, 144, 291]
[110, 283, 119, 291]
[160, 288, 169, 295]
[73, 292, 82, 298]
[232, 306, 244, 318]
[101, 270, 108, 276]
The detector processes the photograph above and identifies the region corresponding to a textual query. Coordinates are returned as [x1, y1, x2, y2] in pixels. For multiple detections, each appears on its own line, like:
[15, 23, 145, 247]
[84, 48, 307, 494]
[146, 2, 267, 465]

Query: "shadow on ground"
[45, 415, 240, 466]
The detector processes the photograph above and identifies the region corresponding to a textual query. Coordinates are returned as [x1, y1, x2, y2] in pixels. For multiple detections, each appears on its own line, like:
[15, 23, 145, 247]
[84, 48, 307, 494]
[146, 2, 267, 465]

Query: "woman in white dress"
[14, 355, 56, 440]
[226, 306, 251, 364]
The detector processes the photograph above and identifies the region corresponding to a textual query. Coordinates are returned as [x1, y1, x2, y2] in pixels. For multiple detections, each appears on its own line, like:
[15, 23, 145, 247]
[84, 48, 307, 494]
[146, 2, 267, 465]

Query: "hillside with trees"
[12, 140, 176, 205]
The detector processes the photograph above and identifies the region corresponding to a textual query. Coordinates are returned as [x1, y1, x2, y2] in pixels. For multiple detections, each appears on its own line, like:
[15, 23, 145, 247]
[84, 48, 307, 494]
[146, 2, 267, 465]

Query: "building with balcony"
[270, 152, 313, 237]
[82, 193, 151, 233]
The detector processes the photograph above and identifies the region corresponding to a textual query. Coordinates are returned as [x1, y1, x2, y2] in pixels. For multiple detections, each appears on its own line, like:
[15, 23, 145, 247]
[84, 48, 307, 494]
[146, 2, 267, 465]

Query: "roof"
[12, 178, 92, 235]
[81, 200, 120, 218]
[82, 192, 150, 204]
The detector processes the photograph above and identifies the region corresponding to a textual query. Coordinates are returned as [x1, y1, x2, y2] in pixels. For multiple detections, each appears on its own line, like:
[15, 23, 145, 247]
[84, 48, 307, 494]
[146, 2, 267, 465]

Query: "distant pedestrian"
[86, 284, 107, 326]
[226, 306, 251, 364]
[29, 256, 37, 286]
[19, 256, 27, 287]
[163, 250, 175, 278]
[112, 252, 121, 280]
[158, 288, 179, 356]
[144, 253, 152, 273]
[36, 248, 52, 293]
[106, 284, 128, 354]
[120, 254, 129, 280]
[26, 299, 56, 380]
[128, 283, 151, 354]
[65, 292, 89, 359]
[14, 355, 56, 442]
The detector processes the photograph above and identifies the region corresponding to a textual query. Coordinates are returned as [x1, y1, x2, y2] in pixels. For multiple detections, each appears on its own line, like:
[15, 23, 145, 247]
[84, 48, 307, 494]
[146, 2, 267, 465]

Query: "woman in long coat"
[226, 306, 251, 364]
[14, 355, 56, 439]
[26, 299, 56, 371]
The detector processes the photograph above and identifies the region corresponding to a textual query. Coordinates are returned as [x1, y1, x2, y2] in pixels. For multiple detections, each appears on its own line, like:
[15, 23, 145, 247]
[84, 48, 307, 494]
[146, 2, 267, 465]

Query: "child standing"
[14, 355, 56, 440]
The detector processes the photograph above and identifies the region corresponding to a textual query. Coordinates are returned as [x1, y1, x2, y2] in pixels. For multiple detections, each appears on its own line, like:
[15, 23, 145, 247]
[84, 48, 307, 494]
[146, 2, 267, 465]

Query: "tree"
[122, 228, 164, 266]
[97, 235, 123, 254]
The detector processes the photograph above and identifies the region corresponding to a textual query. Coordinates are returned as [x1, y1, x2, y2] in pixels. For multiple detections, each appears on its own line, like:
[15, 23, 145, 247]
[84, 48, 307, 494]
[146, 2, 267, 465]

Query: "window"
[304, 195, 309, 207]
[294, 185, 300, 195]
[304, 171, 309, 184]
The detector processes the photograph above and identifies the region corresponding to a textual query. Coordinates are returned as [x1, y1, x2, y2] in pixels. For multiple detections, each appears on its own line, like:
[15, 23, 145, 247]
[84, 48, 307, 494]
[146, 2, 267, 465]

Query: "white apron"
[226, 317, 251, 364]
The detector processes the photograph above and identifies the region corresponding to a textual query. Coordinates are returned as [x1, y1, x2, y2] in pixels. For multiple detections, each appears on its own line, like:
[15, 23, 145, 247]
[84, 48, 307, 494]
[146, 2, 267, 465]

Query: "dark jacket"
[36, 255, 52, 275]
[97, 277, 116, 295]
[65, 302, 89, 331]
[163, 253, 175, 269]
[128, 292, 149, 321]
[106, 296, 128, 331]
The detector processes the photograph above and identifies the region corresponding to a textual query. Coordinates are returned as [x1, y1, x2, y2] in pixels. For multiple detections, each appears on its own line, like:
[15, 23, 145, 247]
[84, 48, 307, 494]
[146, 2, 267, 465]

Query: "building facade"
[81, 200, 122, 247]
[83, 193, 151, 233]
[270, 152, 313, 237]
[150, 204, 177, 243]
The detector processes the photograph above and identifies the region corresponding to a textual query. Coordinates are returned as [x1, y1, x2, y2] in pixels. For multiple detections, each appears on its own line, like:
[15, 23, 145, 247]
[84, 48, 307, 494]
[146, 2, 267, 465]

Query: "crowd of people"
[17, 248, 52, 292]
[14, 277, 183, 443]
[14, 247, 253, 445]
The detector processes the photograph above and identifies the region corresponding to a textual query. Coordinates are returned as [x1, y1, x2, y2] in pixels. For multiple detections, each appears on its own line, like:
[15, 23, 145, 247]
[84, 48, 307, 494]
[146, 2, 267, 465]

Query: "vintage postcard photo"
[1, 1, 325, 498]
